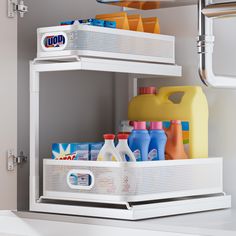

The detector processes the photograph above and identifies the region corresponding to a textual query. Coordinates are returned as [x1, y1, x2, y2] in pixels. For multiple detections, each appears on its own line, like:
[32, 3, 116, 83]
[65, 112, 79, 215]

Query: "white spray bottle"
[116, 134, 136, 162]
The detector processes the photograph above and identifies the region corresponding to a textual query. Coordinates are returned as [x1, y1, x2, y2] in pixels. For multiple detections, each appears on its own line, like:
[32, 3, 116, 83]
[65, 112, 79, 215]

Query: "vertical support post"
[128, 74, 138, 101]
[113, 73, 138, 133]
[29, 61, 40, 209]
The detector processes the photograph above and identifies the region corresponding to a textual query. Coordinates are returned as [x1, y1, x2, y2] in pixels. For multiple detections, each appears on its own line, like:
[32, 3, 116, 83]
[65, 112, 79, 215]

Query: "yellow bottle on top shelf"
[128, 86, 209, 158]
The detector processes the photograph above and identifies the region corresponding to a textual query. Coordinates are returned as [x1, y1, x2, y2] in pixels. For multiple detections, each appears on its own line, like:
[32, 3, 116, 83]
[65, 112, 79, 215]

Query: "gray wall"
[17, 0, 121, 210]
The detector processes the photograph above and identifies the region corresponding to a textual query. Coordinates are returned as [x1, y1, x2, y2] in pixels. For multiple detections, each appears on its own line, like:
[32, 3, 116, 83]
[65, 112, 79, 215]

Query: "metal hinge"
[7, 150, 28, 171]
[8, 0, 28, 18]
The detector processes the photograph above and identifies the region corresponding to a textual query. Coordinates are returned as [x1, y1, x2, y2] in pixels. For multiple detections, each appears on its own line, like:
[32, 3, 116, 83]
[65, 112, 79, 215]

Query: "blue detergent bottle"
[128, 121, 150, 161]
[148, 121, 167, 161]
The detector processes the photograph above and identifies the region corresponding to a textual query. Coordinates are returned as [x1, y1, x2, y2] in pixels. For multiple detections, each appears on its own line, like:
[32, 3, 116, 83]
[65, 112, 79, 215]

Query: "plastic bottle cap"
[103, 134, 115, 140]
[171, 120, 181, 124]
[117, 134, 129, 140]
[150, 121, 163, 130]
[134, 121, 146, 130]
[139, 87, 157, 95]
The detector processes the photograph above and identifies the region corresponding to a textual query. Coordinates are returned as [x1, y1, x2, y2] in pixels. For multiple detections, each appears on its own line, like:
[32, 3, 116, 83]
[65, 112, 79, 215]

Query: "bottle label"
[148, 149, 158, 161]
[68, 173, 90, 187]
[77, 174, 90, 186]
[164, 121, 190, 157]
[133, 149, 142, 162]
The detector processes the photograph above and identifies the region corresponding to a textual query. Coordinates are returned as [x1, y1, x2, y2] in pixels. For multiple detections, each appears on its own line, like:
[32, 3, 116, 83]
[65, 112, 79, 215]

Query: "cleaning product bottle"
[148, 121, 167, 161]
[128, 121, 150, 161]
[165, 120, 188, 160]
[116, 133, 136, 162]
[97, 134, 123, 162]
[128, 86, 208, 158]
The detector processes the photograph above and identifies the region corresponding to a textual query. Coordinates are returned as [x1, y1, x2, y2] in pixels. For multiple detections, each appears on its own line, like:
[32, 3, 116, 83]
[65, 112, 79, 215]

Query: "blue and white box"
[52, 143, 89, 160]
[90, 142, 104, 161]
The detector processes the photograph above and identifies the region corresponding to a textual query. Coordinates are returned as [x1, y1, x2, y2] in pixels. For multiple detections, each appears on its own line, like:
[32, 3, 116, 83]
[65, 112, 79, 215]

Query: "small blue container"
[104, 20, 116, 28]
[148, 122, 167, 161]
[90, 142, 104, 161]
[128, 121, 150, 161]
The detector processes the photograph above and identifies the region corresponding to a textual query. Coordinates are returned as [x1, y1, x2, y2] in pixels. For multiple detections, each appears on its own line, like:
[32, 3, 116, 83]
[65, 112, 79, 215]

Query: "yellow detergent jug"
[128, 86, 209, 158]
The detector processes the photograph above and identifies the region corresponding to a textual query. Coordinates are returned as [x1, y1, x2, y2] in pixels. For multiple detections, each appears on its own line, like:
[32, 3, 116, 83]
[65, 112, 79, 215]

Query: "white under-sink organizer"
[29, 24, 231, 220]
[37, 24, 175, 64]
[43, 158, 223, 203]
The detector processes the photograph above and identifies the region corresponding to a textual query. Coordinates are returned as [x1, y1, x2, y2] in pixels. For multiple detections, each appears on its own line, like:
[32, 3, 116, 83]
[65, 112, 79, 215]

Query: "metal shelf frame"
[29, 55, 182, 208]
[29, 55, 230, 220]
[29, 55, 182, 218]
[31, 55, 182, 76]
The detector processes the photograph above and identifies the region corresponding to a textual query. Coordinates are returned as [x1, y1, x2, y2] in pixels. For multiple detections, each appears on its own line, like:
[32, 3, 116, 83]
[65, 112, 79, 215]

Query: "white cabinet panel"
[0, 0, 17, 209]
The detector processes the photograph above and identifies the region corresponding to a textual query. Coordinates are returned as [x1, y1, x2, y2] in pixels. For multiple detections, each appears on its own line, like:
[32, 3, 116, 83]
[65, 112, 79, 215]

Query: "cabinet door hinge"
[7, 150, 28, 171]
[8, 0, 28, 18]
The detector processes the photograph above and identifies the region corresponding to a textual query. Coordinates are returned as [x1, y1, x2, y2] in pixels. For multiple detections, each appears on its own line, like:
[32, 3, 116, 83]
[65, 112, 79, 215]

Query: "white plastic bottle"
[116, 134, 136, 162]
[97, 134, 123, 162]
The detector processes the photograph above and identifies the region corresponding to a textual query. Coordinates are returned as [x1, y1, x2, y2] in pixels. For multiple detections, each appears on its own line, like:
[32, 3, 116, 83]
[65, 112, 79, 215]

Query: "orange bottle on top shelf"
[165, 120, 188, 160]
[127, 14, 144, 32]
[142, 17, 160, 34]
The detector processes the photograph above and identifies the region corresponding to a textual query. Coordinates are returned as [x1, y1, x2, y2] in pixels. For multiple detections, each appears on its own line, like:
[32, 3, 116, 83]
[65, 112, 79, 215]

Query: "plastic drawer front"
[37, 25, 175, 64]
[43, 158, 223, 203]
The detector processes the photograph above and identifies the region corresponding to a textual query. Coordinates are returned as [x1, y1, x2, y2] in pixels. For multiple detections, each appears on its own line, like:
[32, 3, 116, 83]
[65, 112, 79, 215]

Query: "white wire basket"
[37, 24, 175, 64]
[43, 158, 223, 203]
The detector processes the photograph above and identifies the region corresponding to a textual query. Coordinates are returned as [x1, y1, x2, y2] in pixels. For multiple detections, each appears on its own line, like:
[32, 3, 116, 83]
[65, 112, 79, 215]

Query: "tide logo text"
[44, 34, 66, 48]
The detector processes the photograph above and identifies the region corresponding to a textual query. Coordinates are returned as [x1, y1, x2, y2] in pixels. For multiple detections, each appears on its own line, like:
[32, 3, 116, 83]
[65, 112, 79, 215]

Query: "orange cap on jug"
[139, 87, 156, 95]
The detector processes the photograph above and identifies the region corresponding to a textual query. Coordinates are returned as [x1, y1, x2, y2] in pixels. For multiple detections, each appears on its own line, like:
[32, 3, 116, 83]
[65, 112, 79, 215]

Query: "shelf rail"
[198, 0, 236, 88]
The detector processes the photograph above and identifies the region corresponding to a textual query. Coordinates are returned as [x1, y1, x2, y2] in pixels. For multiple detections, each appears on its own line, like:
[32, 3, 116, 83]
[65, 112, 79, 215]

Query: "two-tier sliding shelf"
[30, 25, 231, 220]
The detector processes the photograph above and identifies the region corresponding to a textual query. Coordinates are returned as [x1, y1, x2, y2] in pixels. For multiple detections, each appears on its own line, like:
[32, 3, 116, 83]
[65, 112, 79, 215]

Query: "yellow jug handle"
[158, 86, 200, 104]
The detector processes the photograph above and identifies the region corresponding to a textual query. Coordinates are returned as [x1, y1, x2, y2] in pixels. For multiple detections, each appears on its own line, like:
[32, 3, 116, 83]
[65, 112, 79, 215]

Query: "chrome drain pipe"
[198, 0, 236, 88]
[202, 1, 236, 18]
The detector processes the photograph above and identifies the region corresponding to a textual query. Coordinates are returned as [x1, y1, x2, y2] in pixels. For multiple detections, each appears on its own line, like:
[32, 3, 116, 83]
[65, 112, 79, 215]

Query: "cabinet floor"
[0, 209, 236, 236]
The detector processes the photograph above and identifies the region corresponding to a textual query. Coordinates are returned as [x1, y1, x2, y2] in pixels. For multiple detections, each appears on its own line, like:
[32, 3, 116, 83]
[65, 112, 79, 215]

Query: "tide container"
[128, 121, 150, 161]
[128, 86, 209, 158]
[148, 121, 167, 161]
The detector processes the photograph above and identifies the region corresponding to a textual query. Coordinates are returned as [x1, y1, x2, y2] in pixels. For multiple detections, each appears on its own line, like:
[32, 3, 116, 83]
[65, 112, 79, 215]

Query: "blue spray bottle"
[148, 121, 167, 161]
[128, 121, 150, 161]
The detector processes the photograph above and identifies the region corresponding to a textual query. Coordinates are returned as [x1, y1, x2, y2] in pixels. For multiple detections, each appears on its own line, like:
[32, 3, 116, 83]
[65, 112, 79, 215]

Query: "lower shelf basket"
[43, 158, 223, 204]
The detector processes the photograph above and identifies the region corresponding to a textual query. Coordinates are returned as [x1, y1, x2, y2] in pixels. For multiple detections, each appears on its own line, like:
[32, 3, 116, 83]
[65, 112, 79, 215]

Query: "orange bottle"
[127, 14, 144, 32]
[165, 120, 188, 160]
[142, 17, 160, 34]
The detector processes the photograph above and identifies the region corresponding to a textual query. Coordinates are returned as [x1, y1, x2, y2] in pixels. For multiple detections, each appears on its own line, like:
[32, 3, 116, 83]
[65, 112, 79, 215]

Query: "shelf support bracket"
[30, 62, 40, 209]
